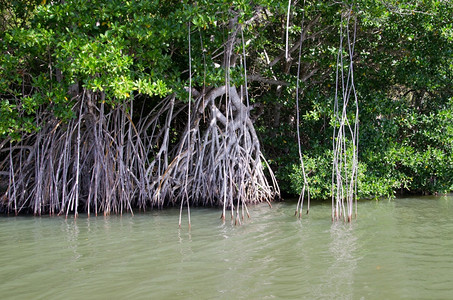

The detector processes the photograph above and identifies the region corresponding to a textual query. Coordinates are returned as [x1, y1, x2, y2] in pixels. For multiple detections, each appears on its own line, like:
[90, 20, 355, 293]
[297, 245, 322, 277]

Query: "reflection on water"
[314, 223, 358, 300]
[0, 195, 453, 299]
[63, 219, 81, 263]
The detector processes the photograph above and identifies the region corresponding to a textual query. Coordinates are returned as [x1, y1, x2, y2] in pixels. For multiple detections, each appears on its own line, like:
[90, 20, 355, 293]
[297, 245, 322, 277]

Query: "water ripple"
[1, 196, 453, 299]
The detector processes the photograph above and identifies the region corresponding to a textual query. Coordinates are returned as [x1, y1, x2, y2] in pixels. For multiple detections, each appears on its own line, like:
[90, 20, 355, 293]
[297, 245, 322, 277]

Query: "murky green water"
[1, 195, 452, 299]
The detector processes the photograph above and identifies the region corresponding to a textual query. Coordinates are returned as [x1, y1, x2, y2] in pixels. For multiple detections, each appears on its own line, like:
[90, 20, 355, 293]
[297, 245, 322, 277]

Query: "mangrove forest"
[1, 0, 452, 220]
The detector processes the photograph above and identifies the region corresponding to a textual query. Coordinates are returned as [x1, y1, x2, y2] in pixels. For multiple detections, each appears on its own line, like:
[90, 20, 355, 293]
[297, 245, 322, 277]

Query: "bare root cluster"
[0, 86, 279, 218]
[144, 85, 279, 224]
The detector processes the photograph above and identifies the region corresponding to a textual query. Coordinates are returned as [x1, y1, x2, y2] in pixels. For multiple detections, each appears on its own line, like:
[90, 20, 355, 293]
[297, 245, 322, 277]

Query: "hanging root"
[331, 6, 359, 222]
[294, 0, 311, 219]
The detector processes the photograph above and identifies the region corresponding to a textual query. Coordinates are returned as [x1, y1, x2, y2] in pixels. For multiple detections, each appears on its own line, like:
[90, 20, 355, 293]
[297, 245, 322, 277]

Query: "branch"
[300, 68, 319, 82]
[269, 14, 321, 67]
[184, 87, 201, 98]
[379, 0, 433, 15]
[248, 74, 289, 86]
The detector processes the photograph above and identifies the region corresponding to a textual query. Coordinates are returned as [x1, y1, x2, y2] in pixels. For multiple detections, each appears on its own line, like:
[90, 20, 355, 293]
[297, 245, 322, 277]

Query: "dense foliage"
[284, 0, 453, 198]
[0, 0, 451, 215]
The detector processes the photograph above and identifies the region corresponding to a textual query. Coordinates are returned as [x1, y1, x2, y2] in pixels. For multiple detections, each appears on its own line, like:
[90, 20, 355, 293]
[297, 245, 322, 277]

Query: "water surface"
[1, 195, 452, 299]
